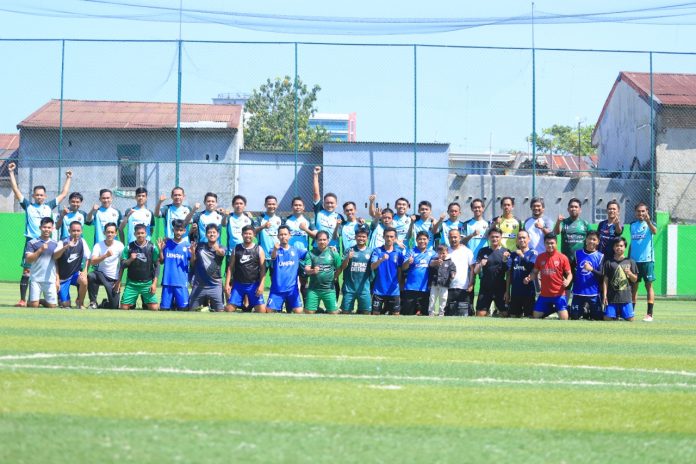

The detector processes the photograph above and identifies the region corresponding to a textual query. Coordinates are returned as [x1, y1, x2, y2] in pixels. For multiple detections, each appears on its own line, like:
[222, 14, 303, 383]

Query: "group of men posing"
[9, 164, 657, 322]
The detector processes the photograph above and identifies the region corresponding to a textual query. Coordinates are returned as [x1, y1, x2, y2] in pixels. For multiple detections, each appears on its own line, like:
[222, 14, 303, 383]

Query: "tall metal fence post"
[58, 39, 65, 191]
[413, 44, 418, 208]
[294, 42, 299, 197]
[175, 39, 183, 186]
[531, 3, 537, 197]
[650, 52, 656, 216]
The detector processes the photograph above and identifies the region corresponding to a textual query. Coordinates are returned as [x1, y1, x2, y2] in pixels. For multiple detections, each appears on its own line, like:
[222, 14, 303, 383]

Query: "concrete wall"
[655, 119, 696, 223]
[17, 128, 238, 211]
[448, 173, 650, 223]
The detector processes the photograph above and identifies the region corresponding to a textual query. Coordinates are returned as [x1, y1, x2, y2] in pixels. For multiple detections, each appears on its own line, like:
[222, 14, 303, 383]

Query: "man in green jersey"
[553, 197, 589, 309]
[338, 227, 372, 314]
[303, 230, 342, 313]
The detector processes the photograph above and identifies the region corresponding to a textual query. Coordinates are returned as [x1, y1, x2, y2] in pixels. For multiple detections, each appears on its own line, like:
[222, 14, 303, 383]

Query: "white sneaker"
[643, 314, 653, 322]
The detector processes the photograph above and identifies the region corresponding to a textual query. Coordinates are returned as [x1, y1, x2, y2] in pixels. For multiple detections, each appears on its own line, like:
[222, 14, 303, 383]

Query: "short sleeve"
[19, 198, 29, 210]
[476, 248, 486, 262]
[191, 212, 201, 224]
[26, 240, 38, 254]
[159, 205, 169, 218]
[333, 250, 342, 267]
[82, 239, 92, 260]
[370, 249, 380, 263]
[47, 199, 58, 209]
[396, 252, 405, 266]
[298, 249, 308, 261]
[149, 210, 156, 226]
[313, 200, 322, 216]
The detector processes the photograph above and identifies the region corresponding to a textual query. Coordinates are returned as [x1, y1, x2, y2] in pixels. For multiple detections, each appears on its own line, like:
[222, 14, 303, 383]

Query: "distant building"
[308, 113, 357, 142]
[449, 152, 513, 175]
[0, 133, 19, 211]
[593, 71, 696, 221]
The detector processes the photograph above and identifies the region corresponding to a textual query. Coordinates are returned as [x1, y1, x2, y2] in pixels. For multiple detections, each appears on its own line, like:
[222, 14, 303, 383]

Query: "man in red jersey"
[524, 233, 572, 320]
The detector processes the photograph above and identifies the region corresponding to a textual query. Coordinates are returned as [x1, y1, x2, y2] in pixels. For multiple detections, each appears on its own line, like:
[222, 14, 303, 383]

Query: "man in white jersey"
[155, 186, 191, 240]
[87, 223, 125, 309]
[56, 192, 88, 240]
[226, 194, 253, 252]
[523, 197, 554, 255]
[462, 198, 489, 258]
[86, 189, 122, 244]
[120, 187, 155, 244]
[311, 166, 343, 248]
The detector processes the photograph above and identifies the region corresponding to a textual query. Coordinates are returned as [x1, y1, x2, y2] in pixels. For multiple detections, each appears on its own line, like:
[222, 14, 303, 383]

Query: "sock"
[648, 302, 654, 316]
[20, 275, 29, 301]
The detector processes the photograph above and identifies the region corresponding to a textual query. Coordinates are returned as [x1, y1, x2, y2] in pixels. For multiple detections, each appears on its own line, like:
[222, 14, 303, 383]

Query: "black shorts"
[508, 294, 535, 318]
[445, 288, 471, 316]
[372, 294, 401, 315]
[476, 289, 507, 315]
[400, 290, 429, 316]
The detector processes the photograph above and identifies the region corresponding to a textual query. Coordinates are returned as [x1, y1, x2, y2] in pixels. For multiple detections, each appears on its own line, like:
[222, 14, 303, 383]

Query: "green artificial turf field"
[0, 281, 695, 463]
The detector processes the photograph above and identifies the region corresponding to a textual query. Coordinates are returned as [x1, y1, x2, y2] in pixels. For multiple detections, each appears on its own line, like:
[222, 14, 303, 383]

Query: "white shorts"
[29, 280, 58, 305]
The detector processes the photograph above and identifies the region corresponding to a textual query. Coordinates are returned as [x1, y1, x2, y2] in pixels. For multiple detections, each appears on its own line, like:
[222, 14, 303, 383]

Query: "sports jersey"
[161, 239, 191, 287]
[597, 219, 621, 255]
[339, 220, 360, 252]
[20, 198, 58, 239]
[404, 247, 437, 292]
[534, 250, 571, 298]
[59, 210, 88, 240]
[233, 244, 261, 284]
[91, 240, 125, 280]
[285, 215, 311, 251]
[194, 243, 226, 287]
[573, 249, 604, 296]
[629, 221, 654, 263]
[313, 201, 343, 248]
[159, 203, 191, 239]
[462, 217, 488, 257]
[256, 213, 282, 256]
[370, 246, 405, 297]
[492, 216, 522, 251]
[226, 213, 253, 251]
[26, 238, 61, 282]
[192, 210, 224, 244]
[559, 217, 589, 259]
[509, 249, 538, 297]
[304, 247, 341, 290]
[476, 246, 509, 292]
[412, 216, 435, 249]
[57, 237, 91, 279]
[88, 206, 122, 243]
[123, 241, 159, 282]
[270, 245, 307, 293]
[342, 245, 373, 293]
[393, 214, 412, 243]
[368, 221, 386, 249]
[603, 257, 638, 304]
[523, 216, 554, 255]
[439, 219, 460, 247]
[124, 206, 155, 244]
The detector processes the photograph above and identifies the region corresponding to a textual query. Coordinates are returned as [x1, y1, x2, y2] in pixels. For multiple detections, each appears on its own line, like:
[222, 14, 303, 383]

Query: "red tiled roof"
[18, 100, 242, 130]
[0, 133, 19, 150]
[545, 154, 597, 173]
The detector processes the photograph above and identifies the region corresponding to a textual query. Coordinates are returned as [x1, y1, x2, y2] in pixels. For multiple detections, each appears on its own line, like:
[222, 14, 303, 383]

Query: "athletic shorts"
[305, 288, 337, 312]
[605, 302, 634, 320]
[29, 280, 57, 305]
[21, 237, 31, 269]
[570, 295, 602, 320]
[508, 294, 535, 317]
[229, 282, 265, 307]
[121, 280, 158, 306]
[189, 285, 225, 311]
[340, 289, 371, 313]
[636, 262, 656, 283]
[476, 289, 507, 315]
[267, 288, 303, 312]
[58, 272, 80, 302]
[445, 288, 471, 317]
[372, 294, 401, 315]
[400, 290, 429, 316]
[160, 285, 190, 310]
[534, 295, 568, 316]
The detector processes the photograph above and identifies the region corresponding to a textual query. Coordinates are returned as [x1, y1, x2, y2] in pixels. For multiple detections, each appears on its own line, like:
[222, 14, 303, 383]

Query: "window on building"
[117, 145, 140, 189]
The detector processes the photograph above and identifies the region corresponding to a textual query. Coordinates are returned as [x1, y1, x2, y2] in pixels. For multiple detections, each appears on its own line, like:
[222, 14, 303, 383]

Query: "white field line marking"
[0, 362, 694, 389]
[261, 353, 386, 361]
[448, 359, 696, 377]
[368, 385, 403, 390]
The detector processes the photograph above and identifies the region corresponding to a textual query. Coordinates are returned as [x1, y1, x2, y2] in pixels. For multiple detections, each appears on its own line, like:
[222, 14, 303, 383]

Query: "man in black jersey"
[53, 221, 91, 308]
[225, 225, 266, 313]
[189, 224, 227, 311]
[116, 224, 159, 310]
[473, 227, 510, 317]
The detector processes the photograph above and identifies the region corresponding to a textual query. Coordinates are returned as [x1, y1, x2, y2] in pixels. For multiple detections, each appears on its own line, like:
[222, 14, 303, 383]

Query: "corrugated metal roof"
[621, 72, 696, 106]
[545, 154, 597, 173]
[18, 100, 242, 130]
[0, 133, 19, 160]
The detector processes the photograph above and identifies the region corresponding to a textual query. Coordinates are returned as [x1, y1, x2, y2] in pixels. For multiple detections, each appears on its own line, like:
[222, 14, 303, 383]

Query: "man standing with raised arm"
[312, 166, 343, 249]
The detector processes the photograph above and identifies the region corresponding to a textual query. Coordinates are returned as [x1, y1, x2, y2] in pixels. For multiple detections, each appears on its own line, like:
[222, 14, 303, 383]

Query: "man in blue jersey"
[53, 221, 91, 308]
[267, 226, 307, 314]
[570, 231, 604, 321]
[312, 165, 343, 248]
[120, 187, 155, 244]
[226, 195, 254, 252]
[462, 198, 489, 260]
[56, 192, 88, 240]
[401, 231, 438, 316]
[506, 230, 537, 318]
[433, 202, 461, 248]
[86, 189, 123, 244]
[157, 220, 192, 311]
[523, 197, 555, 255]
[597, 200, 623, 255]
[336, 201, 361, 252]
[190, 224, 227, 312]
[185, 192, 228, 244]
[8, 161, 72, 307]
[370, 227, 405, 316]
[367, 203, 399, 250]
[338, 227, 372, 314]
[629, 202, 657, 322]
[407, 200, 436, 249]
[285, 197, 312, 251]
[155, 187, 191, 240]
[254, 195, 283, 272]
[392, 197, 412, 244]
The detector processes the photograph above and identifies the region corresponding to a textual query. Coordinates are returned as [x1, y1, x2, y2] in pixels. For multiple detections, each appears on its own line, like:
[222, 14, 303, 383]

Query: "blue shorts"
[229, 282, 265, 307]
[58, 272, 80, 302]
[605, 303, 634, 320]
[570, 295, 602, 320]
[160, 285, 190, 310]
[266, 288, 302, 312]
[534, 295, 568, 316]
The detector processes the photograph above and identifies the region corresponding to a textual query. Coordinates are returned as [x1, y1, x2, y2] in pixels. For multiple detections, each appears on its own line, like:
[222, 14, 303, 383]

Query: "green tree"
[529, 124, 595, 155]
[244, 76, 329, 151]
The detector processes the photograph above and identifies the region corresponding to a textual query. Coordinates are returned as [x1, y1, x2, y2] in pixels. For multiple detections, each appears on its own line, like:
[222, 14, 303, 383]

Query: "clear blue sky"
[1, 1, 696, 153]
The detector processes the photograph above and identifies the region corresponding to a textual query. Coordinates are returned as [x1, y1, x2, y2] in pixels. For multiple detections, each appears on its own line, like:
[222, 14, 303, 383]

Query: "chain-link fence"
[1, 39, 696, 294]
